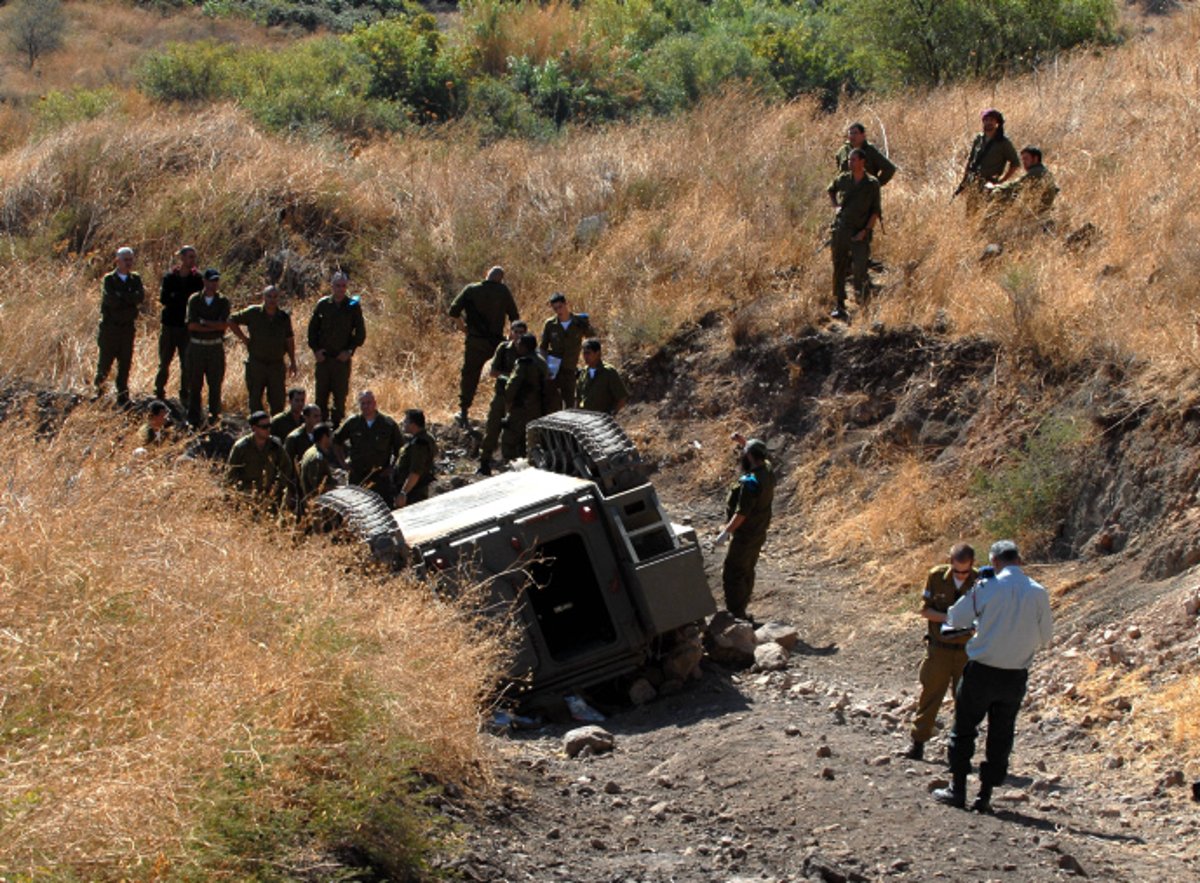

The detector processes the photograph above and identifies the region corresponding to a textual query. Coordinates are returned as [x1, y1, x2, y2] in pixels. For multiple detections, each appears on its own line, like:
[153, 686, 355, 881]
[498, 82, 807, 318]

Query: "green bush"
[464, 76, 555, 142]
[201, 0, 416, 32]
[138, 40, 238, 103]
[34, 87, 121, 133]
[350, 14, 463, 122]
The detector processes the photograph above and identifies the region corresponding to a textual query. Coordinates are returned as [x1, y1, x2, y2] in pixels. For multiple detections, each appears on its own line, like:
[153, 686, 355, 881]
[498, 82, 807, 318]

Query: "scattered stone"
[648, 801, 670, 821]
[1102, 628, 1118, 645]
[755, 621, 800, 650]
[604, 781, 623, 795]
[663, 640, 704, 682]
[1057, 853, 1088, 876]
[588, 837, 607, 851]
[981, 242, 1004, 260]
[1103, 756, 1124, 770]
[1160, 770, 1185, 788]
[819, 767, 836, 780]
[1126, 625, 1141, 640]
[563, 726, 615, 758]
[927, 777, 951, 793]
[868, 755, 891, 767]
[706, 611, 758, 665]
[628, 677, 657, 706]
[1098, 806, 1121, 818]
[784, 724, 802, 737]
[816, 745, 833, 759]
[753, 642, 789, 672]
[574, 213, 607, 248]
[1185, 592, 1200, 617]
[998, 789, 1030, 803]
[546, 827, 561, 840]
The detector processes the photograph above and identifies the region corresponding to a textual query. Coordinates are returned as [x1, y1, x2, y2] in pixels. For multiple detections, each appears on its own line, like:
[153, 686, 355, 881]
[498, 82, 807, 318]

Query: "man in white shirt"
[933, 539, 1054, 813]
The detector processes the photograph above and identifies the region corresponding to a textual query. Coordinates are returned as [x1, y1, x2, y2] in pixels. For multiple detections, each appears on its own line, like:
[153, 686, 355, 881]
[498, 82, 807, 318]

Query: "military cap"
[745, 438, 768, 458]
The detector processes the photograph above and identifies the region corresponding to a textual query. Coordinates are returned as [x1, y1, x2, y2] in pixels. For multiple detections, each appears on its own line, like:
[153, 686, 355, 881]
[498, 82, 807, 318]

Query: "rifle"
[951, 170, 974, 203]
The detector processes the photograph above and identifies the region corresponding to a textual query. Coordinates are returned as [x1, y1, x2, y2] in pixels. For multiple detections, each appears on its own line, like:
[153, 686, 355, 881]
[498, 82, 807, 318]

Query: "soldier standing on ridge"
[448, 265, 519, 427]
[540, 292, 592, 411]
[907, 543, 978, 761]
[185, 268, 231, 429]
[229, 285, 297, 416]
[93, 246, 145, 406]
[827, 149, 882, 323]
[308, 272, 366, 428]
[478, 319, 527, 475]
[155, 245, 202, 405]
[394, 409, 438, 507]
[713, 434, 775, 623]
[501, 333, 549, 462]
[835, 122, 896, 185]
[956, 108, 1021, 213]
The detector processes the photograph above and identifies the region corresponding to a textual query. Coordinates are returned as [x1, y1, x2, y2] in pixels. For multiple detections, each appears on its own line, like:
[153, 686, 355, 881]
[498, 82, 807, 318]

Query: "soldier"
[334, 389, 403, 505]
[154, 245, 202, 404]
[934, 540, 1053, 813]
[184, 268, 231, 429]
[906, 543, 978, 761]
[307, 272, 366, 427]
[226, 410, 294, 506]
[137, 399, 172, 447]
[827, 149, 882, 322]
[501, 333, 549, 461]
[985, 145, 1059, 228]
[834, 123, 896, 185]
[956, 108, 1021, 212]
[540, 292, 592, 410]
[395, 409, 438, 507]
[478, 319, 527, 476]
[448, 265, 519, 427]
[298, 423, 338, 502]
[576, 338, 628, 416]
[270, 388, 308, 440]
[283, 403, 324, 466]
[93, 246, 145, 406]
[229, 285, 297, 416]
[713, 434, 775, 622]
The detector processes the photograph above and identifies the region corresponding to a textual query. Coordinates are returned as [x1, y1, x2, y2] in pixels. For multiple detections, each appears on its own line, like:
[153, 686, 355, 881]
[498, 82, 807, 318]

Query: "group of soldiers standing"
[827, 109, 1059, 322]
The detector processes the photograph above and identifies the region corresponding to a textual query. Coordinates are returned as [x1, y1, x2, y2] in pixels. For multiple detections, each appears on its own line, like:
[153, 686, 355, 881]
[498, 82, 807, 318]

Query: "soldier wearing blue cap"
[714, 433, 775, 622]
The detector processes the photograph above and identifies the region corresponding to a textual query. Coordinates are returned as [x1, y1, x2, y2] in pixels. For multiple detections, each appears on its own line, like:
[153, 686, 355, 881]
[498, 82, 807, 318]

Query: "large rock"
[754, 621, 800, 651]
[753, 642, 789, 672]
[705, 611, 757, 665]
[663, 632, 705, 681]
[564, 725, 615, 758]
[628, 677, 657, 706]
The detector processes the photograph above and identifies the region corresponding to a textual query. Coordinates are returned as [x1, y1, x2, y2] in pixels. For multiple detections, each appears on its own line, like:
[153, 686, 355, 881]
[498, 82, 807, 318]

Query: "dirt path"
[446, 529, 1200, 882]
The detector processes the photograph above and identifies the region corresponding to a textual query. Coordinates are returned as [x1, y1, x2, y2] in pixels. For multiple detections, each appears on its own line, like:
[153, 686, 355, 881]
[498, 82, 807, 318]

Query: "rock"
[998, 789, 1030, 803]
[1095, 524, 1127, 555]
[604, 780, 623, 795]
[563, 725, 615, 758]
[1125, 625, 1141, 641]
[1102, 628, 1118, 644]
[754, 621, 800, 650]
[1098, 806, 1121, 818]
[588, 837, 607, 850]
[1103, 755, 1124, 770]
[819, 767, 836, 780]
[648, 801, 670, 821]
[981, 242, 1003, 260]
[927, 778, 951, 793]
[1160, 770, 1185, 788]
[753, 642, 789, 672]
[869, 755, 891, 767]
[1057, 853, 1088, 876]
[628, 677, 657, 706]
[784, 724, 802, 736]
[663, 640, 704, 682]
[816, 745, 833, 758]
[574, 213, 607, 248]
[706, 611, 758, 664]
[1185, 592, 1200, 617]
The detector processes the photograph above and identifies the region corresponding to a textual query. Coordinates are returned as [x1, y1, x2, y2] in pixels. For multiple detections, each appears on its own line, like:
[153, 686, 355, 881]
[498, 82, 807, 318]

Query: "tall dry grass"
[0, 405, 508, 875]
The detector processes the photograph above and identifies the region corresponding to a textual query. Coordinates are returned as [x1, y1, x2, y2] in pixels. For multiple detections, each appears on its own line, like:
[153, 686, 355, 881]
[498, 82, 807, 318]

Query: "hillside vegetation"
[3, 1, 1200, 878]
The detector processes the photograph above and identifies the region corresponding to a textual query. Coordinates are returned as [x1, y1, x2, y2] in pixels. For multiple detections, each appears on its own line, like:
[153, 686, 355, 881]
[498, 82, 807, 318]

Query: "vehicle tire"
[526, 410, 646, 495]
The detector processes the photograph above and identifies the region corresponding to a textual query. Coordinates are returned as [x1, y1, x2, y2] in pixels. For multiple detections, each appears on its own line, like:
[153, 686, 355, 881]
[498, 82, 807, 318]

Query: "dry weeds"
[0, 407, 507, 875]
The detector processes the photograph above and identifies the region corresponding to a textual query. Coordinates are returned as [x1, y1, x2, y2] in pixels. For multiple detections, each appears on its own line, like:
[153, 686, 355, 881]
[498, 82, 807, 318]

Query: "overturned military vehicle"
[314, 410, 715, 699]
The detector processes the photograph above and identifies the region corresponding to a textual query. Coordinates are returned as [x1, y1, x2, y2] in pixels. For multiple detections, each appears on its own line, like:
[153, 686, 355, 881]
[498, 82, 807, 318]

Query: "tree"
[6, 0, 67, 70]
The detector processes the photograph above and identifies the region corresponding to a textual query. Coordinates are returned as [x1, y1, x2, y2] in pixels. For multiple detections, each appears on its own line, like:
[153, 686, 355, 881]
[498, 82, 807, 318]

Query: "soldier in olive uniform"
[307, 272, 366, 428]
[501, 333, 550, 461]
[299, 423, 338, 502]
[226, 410, 294, 507]
[957, 108, 1021, 213]
[984, 145, 1059, 231]
[540, 292, 592, 411]
[907, 543, 978, 761]
[827, 149, 882, 322]
[576, 338, 628, 416]
[94, 247, 146, 405]
[395, 409, 438, 507]
[271, 388, 307, 440]
[137, 400, 172, 447]
[714, 435, 775, 622]
[229, 285, 297, 415]
[284, 403, 324, 466]
[835, 123, 896, 185]
[185, 269, 232, 428]
[334, 389, 403, 505]
[155, 245, 202, 404]
[478, 319, 527, 475]
[448, 266, 519, 426]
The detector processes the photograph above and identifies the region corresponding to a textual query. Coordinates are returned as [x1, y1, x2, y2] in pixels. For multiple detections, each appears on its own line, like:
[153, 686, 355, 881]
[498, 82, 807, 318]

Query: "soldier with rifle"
[953, 109, 1020, 212]
[500, 333, 550, 462]
[449, 266, 519, 428]
[827, 148, 882, 322]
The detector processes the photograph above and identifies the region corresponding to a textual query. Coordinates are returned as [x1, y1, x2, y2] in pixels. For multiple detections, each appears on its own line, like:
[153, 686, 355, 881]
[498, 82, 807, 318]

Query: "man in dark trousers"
[540, 292, 592, 411]
[155, 245, 202, 404]
[334, 389, 403, 505]
[827, 149, 882, 322]
[478, 319, 527, 475]
[229, 285, 297, 416]
[713, 434, 775, 623]
[448, 265, 519, 427]
[185, 268, 231, 429]
[934, 540, 1054, 813]
[93, 246, 145, 405]
[395, 409, 438, 507]
[308, 272, 366, 428]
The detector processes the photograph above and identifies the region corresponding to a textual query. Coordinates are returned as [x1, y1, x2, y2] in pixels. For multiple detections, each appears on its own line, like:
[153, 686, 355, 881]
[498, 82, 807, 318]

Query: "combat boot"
[932, 773, 967, 809]
[972, 783, 994, 814]
[476, 458, 492, 476]
[905, 740, 924, 761]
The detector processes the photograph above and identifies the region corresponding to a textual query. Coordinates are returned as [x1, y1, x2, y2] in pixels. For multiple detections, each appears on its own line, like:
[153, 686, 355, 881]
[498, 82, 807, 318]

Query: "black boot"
[905, 740, 924, 761]
[932, 773, 967, 809]
[972, 783, 994, 814]
[476, 458, 492, 476]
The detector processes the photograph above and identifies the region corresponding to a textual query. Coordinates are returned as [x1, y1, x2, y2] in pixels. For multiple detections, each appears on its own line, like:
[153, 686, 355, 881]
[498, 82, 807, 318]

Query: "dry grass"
[0, 406, 508, 875]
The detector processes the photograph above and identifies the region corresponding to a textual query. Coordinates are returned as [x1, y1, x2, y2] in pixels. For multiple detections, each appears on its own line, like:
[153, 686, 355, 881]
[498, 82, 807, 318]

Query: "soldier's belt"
[190, 337, 225, 346]
[928, 637, 969, 651]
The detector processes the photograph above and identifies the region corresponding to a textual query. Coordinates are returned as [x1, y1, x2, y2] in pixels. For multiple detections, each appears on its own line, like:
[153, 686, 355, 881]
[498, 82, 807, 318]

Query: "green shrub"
[350, 14, 464, 122]
[464, 76, 554, 142]
[201, 0, 416, 32]
[138, 40, 238, 103]
[34, 87, 120, 133]
[970, 415, 1089, 553]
